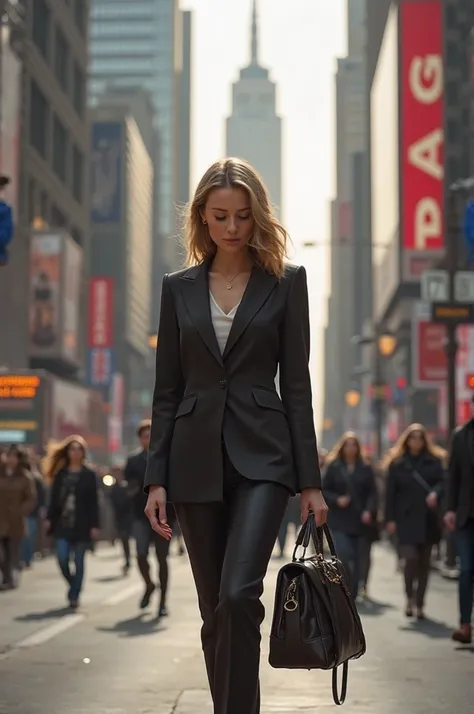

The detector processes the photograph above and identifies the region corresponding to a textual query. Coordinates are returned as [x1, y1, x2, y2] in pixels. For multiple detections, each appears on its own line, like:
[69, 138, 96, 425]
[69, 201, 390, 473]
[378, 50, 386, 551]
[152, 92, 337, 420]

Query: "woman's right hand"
[386, 521, 397, 536]
[144, 486, 173, 540]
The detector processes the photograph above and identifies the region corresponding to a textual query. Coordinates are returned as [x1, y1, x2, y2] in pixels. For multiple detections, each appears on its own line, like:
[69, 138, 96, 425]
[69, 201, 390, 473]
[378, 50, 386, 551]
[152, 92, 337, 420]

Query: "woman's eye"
[215, 216, 226, 222]
[239, 215, 251, 221]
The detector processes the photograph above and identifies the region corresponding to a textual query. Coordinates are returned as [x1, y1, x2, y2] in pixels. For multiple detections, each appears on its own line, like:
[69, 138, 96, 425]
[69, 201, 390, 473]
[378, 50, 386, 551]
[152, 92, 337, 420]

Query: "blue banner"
[87, 347, 114, 388]
[90, 122, 122, 223]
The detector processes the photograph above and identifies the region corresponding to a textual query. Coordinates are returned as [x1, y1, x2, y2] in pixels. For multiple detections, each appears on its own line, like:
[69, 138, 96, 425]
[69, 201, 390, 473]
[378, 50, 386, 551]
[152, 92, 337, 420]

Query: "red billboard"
[412, 302, 447, 388]
[401, 1, 443, 252]
[88, 277, 114, 348]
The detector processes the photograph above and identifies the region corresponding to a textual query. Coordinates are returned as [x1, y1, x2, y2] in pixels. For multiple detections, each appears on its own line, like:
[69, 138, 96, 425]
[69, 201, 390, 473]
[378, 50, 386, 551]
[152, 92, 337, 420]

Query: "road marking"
[15, 613, 84, 648]
[103, 583, 142, 606]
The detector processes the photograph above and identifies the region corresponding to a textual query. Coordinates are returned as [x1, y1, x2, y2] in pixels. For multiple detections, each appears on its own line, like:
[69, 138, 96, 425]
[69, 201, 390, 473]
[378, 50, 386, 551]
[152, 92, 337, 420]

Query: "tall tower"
[226, 0, 282, 216]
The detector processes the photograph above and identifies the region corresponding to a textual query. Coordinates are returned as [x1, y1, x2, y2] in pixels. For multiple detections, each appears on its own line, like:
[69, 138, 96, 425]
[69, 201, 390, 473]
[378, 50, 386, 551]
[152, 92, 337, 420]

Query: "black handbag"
[268, 516, 366, 705]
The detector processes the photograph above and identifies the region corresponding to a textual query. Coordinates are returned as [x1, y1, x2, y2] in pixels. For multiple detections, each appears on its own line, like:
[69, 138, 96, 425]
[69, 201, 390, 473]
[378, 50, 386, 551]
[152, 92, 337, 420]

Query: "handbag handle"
[292, 513, 338, 561]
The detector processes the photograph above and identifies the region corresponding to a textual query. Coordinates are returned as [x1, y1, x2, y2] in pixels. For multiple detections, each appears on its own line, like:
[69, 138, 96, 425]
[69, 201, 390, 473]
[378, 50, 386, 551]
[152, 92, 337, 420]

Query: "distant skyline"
[182, 0, 346, 427]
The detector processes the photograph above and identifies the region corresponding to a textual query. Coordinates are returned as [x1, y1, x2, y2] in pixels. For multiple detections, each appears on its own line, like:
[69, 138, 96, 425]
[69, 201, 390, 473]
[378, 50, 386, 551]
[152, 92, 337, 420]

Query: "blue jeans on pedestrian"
[456, 518, 474, 625]
[332, 530, 360, 600]
[21, 516, 38, 566]
[55, 539, 87, 603]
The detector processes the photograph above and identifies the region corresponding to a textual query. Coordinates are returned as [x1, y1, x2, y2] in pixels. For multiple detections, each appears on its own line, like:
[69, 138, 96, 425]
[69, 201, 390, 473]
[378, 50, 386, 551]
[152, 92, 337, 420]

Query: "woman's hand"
[361, 510, 372, 525]
[145, 486, 173, 540]
[426, 491, 438, 509]
[386, 521, 397, 536]
[90, 528, 100, 541]
[300, 488, 328, 526]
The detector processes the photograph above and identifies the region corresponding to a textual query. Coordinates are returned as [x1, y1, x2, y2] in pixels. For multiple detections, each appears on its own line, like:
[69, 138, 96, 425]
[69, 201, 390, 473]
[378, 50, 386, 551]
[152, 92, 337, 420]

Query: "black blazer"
[323, 459, 378, 536]
[144, 259, 322, 502]
[385, 453, 444, 546]
[447, 419, 474, 529]
[47, 466, 99, 542]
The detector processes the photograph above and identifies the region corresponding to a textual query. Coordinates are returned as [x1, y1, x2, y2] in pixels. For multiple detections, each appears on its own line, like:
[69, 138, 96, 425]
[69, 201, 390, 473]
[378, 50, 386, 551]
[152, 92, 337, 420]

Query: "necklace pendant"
[226, 282, 232, 290]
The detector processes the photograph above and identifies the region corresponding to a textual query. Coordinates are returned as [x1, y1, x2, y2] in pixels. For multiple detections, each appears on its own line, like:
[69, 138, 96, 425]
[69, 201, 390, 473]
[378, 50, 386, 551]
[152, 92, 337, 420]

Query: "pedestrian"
[444, 394, 474, 644]
[125, 420, 175, 617]
[322, 432, 378, 600]
[43, 435, 100, 610]
[143, 157, 327, 714]
[384, 424, 445, 620]
[109, 465, 133, 575]
[0, 445, 36, 589]
[20, 454, 47, 568]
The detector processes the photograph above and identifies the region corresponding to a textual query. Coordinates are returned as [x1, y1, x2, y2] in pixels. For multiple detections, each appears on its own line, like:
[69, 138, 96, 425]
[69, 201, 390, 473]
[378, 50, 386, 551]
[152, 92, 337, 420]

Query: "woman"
[44, 436, 100, 609]
[384, 424, 445, 620]
[20, 454, 47, 568]
[323, 432, 378, 599]
[144, 157, 327, 714]
[0, 445, 36, 588]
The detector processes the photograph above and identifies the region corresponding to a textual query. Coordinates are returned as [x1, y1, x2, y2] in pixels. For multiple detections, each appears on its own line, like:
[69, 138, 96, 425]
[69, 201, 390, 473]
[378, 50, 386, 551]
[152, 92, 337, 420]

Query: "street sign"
[421, 270, 449, 302]
[431, 302, 474, 325]
[454, 271, 474, 302]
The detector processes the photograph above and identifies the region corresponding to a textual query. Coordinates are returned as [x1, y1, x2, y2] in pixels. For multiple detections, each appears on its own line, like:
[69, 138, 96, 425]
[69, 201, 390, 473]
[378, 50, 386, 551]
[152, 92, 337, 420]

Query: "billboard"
[29, 233, 83, 365]
[401, 1, 443, 253]
[90, 122, 122, 223]
[0, 374, 45, 447]
[29, 235, 62, 356]
[87, 277, 114, 388]
[50, 378, 108, 455]
[412, 301, 447, 388]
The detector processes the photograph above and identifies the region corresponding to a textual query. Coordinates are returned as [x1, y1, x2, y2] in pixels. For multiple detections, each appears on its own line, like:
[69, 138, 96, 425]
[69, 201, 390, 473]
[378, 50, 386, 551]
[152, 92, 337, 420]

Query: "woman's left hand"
[90, 528, 100, 541]
[300, 488, 328, 526]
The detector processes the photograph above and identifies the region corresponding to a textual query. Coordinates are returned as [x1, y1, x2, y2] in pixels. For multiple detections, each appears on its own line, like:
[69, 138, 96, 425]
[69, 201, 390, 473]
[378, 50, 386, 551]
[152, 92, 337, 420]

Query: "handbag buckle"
[284, 578, 298, 611]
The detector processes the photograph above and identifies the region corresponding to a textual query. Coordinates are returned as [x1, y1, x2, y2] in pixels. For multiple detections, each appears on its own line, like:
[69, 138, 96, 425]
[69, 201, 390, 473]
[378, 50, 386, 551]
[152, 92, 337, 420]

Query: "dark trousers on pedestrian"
[358, 535, 373, 590]
[400, 544, 432, 609]
[331, 530, 360, 600]
[0, 537, 20, 586]
[133, 517, 173, 608]
[456, 518, 474, 625]
[175, 448, 289, 714]
[21, 516, 39, 567]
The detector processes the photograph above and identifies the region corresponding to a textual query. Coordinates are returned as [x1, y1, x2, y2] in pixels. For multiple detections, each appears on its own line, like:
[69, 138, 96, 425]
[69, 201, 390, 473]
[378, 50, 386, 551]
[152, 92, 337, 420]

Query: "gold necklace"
[216, 270, 243, 290]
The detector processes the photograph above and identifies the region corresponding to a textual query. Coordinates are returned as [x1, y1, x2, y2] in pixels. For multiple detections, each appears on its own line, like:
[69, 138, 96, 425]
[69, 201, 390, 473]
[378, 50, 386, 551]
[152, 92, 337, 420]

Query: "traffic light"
[466, 373, 474, 390]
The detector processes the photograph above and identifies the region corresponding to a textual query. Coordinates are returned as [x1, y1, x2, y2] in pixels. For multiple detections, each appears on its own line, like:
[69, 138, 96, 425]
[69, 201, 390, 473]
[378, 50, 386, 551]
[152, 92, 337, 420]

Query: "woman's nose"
[227, 219, 238, 235]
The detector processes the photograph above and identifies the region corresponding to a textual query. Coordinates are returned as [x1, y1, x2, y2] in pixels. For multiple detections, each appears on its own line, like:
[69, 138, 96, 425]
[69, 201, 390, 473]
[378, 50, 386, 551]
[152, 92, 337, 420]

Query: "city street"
[0, 541, 472, 713]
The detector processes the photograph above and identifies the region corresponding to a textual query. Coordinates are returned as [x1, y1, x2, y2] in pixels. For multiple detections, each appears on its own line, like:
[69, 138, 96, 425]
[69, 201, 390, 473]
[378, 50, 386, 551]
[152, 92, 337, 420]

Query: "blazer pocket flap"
[252, 388, 285, 413]
[175, 395, 197, 419]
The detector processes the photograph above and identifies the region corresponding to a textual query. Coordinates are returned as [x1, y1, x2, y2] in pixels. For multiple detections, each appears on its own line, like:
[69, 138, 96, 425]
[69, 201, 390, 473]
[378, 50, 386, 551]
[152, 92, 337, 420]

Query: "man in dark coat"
[445, 395, 474, 644]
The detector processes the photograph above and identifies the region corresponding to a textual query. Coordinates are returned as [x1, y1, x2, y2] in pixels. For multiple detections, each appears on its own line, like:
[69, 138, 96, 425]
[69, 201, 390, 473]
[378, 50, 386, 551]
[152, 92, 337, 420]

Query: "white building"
[226, 0, 282, 217]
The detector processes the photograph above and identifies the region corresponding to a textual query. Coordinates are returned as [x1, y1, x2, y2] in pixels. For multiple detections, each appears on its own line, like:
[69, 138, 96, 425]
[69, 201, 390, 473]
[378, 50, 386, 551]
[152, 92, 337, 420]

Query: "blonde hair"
[325, 431, 365, 466]
[184, 157, 288, 278]
[382, 423, 447, 470]
[42, 434, 88, 483]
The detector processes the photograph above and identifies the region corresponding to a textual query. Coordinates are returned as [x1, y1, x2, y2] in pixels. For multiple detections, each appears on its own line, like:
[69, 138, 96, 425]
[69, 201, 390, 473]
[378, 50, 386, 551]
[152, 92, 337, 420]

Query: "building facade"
[89, 100, 154, 448]
[226, 0, 282, 215]
[0, 0, 90, 373]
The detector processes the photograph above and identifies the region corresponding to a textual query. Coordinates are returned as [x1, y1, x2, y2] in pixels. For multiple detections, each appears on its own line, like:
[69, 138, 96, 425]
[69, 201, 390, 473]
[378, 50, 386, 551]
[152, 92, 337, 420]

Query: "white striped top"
[210, 291, 241, 355]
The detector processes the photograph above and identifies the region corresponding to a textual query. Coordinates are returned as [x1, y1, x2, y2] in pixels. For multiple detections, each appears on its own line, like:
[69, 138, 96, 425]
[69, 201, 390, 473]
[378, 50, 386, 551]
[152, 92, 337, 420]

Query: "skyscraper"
[226, 0, 282, 215]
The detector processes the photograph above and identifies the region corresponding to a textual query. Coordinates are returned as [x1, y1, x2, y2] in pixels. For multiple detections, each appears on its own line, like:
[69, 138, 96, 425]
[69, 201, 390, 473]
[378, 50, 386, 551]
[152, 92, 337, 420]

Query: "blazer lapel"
[179, 259, 223, 367]
[223, 265, 277, 360]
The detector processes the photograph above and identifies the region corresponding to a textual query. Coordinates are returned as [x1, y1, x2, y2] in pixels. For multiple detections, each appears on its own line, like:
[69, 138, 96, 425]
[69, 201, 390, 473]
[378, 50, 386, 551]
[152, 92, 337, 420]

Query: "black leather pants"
[175, 451, 289, 714]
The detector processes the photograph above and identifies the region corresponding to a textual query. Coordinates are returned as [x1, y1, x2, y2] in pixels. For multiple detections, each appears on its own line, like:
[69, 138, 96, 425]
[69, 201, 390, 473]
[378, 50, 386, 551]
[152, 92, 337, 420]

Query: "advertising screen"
[0, 374, 45, 448]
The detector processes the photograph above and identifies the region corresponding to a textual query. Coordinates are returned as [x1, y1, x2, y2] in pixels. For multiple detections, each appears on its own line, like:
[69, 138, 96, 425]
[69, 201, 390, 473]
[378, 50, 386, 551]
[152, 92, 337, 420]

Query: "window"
[73, 61, 85, 117]
[51, 205, 67, 228]
[74, 0, 86, 35]
[72, 145, 83, 203]
[32, 0, 50, 60]
[55, 26, 69, 91]
[53, 115, 68, 181]
[30, 81, 49, 158]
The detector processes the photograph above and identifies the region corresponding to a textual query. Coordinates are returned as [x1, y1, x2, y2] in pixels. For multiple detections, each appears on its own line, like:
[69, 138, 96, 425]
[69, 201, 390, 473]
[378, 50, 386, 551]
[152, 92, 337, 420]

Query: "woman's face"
[6, 451, 20, 469]
[406, 430, 425, 454]
[67, 441, 85, 463]
[201, 187, 255, 255]
[342, 438, 359, 461]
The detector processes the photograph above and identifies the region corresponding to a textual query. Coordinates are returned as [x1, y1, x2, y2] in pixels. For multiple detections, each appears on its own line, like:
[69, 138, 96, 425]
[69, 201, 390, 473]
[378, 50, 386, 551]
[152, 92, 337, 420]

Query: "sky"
[182, 0, 347, 428]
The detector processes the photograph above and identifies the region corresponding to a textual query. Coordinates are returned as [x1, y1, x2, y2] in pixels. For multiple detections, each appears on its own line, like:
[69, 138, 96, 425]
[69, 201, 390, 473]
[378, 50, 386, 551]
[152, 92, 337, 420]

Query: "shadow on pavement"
[454, 645, 474, 654]
[95, 612, 165, 638]
[399, 617, 453, 639]
[357, 598, 396, 617]
[15, 606, 72, 622]
[93, 575, 124, 583]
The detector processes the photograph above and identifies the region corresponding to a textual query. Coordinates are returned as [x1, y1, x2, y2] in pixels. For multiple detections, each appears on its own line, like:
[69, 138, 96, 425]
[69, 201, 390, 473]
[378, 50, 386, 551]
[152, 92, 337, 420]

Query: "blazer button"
[219, 379, 228, 389]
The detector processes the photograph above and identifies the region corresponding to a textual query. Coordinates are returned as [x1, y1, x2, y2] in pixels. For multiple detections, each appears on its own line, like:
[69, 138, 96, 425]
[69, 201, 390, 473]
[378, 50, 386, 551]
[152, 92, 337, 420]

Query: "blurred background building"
[226, 0, 282, 216]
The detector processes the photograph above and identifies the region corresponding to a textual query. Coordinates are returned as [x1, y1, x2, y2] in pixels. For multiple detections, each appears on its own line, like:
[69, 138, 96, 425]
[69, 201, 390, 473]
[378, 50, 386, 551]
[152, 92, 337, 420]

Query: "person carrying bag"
[269, 515, 366, 705]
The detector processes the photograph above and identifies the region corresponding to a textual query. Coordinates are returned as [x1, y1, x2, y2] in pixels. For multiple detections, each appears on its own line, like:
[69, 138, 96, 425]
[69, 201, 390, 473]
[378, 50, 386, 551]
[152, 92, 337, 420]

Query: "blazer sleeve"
[364, 466, 379, 515]
[321, 462, 341, 507]
[384, 464, 397, 523]
[279, 265, 322, 491]
[88, 471, 100, 530]
[145, 275, 184, 492]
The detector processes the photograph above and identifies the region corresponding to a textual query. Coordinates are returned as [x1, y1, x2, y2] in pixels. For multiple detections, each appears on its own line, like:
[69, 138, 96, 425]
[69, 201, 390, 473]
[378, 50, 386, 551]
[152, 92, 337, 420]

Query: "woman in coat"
[0, 445, 36, 588]
[143, 157, 328, 714]
[323, 432, 378, 599]
[44, 435, 100, 609]
[384, 423, 446, 619]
